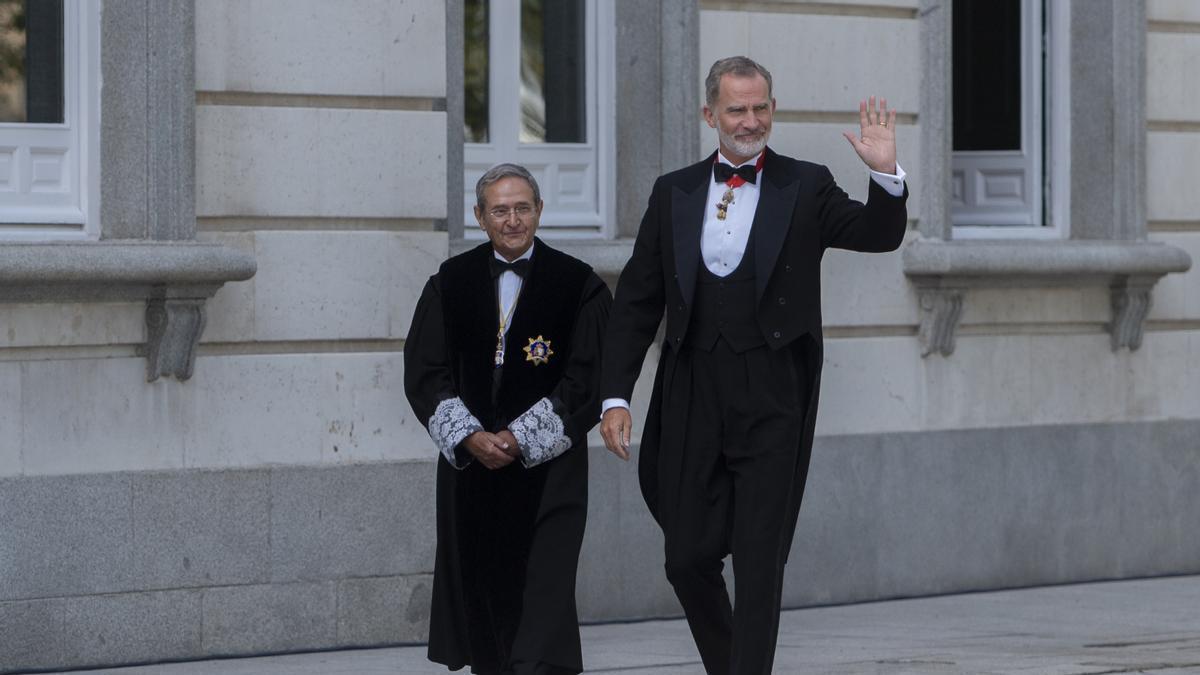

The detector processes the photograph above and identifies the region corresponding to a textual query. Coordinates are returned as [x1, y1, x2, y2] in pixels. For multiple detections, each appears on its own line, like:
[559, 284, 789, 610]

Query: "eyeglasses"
[487, 204, 535, 221]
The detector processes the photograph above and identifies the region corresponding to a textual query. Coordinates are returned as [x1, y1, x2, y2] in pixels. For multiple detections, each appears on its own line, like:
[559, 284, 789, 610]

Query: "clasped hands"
[463, 429, 522, 469]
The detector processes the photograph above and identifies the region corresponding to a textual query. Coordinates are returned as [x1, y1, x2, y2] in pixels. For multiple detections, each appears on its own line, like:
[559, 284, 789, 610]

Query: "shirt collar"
[493, 241, 536, 263]
[717, 149, 764, 169]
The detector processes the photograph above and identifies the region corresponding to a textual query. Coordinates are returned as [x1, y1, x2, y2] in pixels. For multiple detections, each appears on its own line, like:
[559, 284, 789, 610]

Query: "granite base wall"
[3, 419, 1198, 671]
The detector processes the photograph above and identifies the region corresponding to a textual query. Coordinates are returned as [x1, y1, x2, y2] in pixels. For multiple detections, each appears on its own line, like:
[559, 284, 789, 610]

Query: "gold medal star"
[523, 335, 554, 365]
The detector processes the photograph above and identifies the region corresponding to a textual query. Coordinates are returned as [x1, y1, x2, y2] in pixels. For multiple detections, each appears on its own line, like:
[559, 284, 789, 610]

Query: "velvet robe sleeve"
[509, 272, 612, 466]
[404, 275, 482, 469]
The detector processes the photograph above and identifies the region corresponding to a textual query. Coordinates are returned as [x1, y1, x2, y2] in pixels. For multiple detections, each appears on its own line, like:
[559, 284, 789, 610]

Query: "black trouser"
[655, 337, 810, 675]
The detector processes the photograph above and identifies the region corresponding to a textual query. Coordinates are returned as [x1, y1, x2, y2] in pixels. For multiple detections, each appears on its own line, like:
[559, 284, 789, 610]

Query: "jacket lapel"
[671, 152, 716, 306]
[753, 148, 801, 301]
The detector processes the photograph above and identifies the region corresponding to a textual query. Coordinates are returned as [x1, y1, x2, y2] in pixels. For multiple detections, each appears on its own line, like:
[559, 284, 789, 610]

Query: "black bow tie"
[713, 162, 758, 185]
[490, 257, 531, 279]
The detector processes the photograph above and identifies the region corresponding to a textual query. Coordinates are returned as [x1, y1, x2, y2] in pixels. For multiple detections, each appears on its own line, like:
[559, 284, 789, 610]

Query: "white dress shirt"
[601, 153, 906, 417]
[495, 243, 534, 359]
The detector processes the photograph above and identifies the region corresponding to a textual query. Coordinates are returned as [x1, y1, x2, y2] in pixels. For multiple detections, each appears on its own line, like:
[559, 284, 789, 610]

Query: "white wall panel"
[699, 10, 919, 115]
[8, 352, 434, 477]
[1146, 131, 1200, 222]
[196, 106, 447, 219]
[0, 304, 143, 348]
[196, 0, 445, 98]
[1148, 0, 1200, 23]
[1147, 33, 1200, 122]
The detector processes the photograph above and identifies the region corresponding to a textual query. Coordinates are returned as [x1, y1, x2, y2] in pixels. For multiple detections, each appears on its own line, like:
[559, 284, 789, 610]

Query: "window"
[951, 0, 1067, 237]
[0, 0, 98, 238]
[463, 0, 615, 238]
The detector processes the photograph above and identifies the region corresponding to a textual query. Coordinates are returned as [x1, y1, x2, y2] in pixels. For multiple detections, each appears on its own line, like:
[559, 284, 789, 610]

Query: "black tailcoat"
[600, 146, 908, 530]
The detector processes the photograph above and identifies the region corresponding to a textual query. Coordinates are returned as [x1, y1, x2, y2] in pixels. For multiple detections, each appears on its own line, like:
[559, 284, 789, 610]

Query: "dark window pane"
[952, 0, 1021, 151]
[464, 0, 489, 143]
[520, 0, 585, 143]
[0, 0, 63, 124]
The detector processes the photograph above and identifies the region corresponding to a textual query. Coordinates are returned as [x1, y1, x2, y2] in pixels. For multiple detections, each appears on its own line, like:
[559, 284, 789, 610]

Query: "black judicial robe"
[404, 239, 611, 674]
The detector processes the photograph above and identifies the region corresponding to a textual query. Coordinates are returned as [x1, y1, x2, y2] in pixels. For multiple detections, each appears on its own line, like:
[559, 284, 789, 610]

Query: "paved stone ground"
[55, 575, 1200, 674]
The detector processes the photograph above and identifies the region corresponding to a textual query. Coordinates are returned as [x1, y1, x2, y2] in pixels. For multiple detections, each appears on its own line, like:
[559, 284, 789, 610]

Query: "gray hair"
[704, 56, 773, 107]
[475, 163, 541, 209]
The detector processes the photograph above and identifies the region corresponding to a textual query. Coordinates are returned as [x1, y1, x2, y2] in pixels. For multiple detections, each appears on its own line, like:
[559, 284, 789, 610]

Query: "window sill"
[902, 239, 1193, 356]
[0, 241, 256, 380]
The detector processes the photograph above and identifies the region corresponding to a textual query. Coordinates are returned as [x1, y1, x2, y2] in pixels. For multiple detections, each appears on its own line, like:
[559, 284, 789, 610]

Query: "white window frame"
[464, 0, 616, 239]
[953, 0, 1068, 240]
[0, 0, 99, 240]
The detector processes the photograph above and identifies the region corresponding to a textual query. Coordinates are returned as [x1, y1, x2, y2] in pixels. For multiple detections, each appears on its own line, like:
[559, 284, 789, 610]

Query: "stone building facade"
[1, 0, 1197, 671]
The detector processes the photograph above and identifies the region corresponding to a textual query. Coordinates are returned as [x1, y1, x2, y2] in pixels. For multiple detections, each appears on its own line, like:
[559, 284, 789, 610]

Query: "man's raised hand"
[842, 95, 897, 174]
[600, 408, 632, 461]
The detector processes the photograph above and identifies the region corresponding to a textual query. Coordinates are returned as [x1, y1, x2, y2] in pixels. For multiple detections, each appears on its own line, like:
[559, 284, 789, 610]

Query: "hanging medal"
[714, 152, 766, 220]
[494, 282, 522, 367]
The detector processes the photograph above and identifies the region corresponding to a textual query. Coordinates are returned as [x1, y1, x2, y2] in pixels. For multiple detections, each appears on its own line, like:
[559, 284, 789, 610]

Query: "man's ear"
[702, 105, 716, 129]
[473, 205, 486, 230]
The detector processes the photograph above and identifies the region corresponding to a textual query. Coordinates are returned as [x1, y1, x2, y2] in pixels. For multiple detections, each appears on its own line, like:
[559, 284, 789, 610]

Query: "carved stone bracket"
[917, 287, 964, 357]
[145, 298, 207, 381]
[1109, 276, 1157, 351]
[903, 239, 1191, 358]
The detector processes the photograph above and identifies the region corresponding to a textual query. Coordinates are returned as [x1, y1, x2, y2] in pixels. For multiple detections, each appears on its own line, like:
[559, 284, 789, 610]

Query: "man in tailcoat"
[406, 163, 611, 675]
[598, 56, 909, 674]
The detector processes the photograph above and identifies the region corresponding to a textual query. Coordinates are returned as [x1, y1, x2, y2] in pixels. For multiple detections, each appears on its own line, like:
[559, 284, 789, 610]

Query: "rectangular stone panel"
[0, 303, 144, 349]
[1148, 0, 1200, 23]
[12, 352, 434, 477]
[201, 582, 336, 655]
[336, 574, 433, 646]
[699, 10, 919, 115]
[919, 334, 1035, 430]
[817, 336, 923, 436]
[248, 231, 445, 342]
[1147, 131, 1200, 222]
[195, 106, 447, 219]
[268, 462, 436, 583]
[195, 0, 446, 98]
[1027, 333, 1127, 425]
[18, 358, 186, 476]
[181, 353, 434, 470]
[1126, 330, 1200, 422]
[0, 473, 134, 600]
[1147, 33, 1200, 122]
[63, 590, 202, 667]
[788, 421, 1200, 607]
[130, 469, 272, 590]
[0, 598, 65, 671]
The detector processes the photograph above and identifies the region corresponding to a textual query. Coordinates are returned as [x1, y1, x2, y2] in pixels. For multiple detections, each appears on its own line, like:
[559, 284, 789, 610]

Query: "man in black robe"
[405, 163, 611, 675]
[598, 57, 908, 674]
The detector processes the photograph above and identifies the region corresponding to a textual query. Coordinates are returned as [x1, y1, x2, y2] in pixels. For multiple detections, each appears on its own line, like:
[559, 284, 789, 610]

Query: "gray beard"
[719, 128, 768, 160]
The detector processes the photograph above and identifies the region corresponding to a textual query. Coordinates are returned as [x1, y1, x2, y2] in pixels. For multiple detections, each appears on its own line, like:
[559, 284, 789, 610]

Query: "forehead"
[483, 176, 536, 204]
[716, 73, 771, 106]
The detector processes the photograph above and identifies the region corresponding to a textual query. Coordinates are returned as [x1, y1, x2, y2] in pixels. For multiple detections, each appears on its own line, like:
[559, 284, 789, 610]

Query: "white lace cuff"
[428, 397, 483, 469]
[509, 397, 573, 468]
